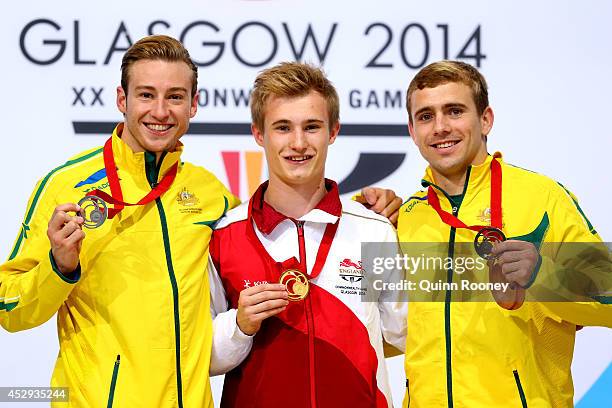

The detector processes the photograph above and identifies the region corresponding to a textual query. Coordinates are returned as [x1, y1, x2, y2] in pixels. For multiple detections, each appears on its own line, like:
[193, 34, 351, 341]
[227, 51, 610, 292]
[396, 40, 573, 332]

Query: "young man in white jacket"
[207, 62, 407, 408]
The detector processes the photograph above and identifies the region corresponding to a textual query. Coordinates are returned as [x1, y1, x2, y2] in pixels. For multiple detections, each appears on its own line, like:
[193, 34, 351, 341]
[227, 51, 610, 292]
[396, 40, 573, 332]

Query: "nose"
[151, 98, 170, 121]
[289, 128, 308, 151]
[433, 115, 451, 136]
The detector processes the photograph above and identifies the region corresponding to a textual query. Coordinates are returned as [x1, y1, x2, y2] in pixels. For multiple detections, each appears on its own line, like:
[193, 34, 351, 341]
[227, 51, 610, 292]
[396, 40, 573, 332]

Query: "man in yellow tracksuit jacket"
[398, 61, 611, 407]
[0, 36, 239, 407]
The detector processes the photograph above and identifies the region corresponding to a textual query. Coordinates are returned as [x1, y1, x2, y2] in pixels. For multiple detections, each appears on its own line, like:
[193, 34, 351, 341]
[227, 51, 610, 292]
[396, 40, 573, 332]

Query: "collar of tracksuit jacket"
[250, 178, 343, 234]
[421, 152, 503, 209]
[110, 123, 184, 190]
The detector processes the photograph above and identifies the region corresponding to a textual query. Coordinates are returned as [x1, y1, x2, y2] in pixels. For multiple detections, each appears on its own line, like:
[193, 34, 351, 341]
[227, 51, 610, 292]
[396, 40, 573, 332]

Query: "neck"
[432, 169, 467, 196]
[264, 176, 327, 219]
[119, 123, 166, 165]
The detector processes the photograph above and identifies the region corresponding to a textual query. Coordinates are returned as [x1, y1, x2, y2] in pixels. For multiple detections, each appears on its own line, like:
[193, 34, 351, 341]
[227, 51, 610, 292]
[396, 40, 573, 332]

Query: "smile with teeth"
[145, 123, 173, 132]
[433, 140, 459, 149]
[285, 155, 313, 162]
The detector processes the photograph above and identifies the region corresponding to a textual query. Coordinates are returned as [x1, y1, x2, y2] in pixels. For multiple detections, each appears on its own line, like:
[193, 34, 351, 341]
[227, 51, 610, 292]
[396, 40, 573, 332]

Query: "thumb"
[361, 187, 377, 206]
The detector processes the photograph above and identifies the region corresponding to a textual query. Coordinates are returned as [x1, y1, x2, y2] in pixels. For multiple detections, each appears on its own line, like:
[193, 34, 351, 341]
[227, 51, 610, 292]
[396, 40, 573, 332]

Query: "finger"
[369, 191, 390, 213]
[58, 221, 83, 240]
[389, 210, 399, 226]
[379, 196, 402, 218]
[491, 240, 534, 256]
[249, 289, 289, 305]
[500, 261, 522, 276]
[360, 187, 377, 206]
[252, 305, 288, 321]
[504, 270, 529, 286]
[496, 250, 524, 265]
[241, 283, 287, 296]
[48, 211, 71, 231]
[63, 228, 86, 247]
[240, 288, 288, 307]
[54, 203, 82, 214]
[247, 298, 290, 315]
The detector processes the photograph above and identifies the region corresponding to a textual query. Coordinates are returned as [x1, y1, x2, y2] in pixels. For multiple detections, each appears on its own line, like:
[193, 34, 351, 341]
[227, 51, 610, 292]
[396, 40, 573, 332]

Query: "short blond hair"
[250, 62, 339, 131]
[121, 35, 198, 97]
[406, 60, 489, 123]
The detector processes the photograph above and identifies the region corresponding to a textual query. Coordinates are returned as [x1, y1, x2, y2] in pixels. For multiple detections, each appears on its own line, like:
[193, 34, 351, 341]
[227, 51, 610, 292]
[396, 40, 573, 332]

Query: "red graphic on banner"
[221, 151, 264, 199]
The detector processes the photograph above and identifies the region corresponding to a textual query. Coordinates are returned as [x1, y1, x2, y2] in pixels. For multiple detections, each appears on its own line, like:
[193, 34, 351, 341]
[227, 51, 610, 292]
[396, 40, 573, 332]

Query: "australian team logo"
[338, 258, 365, 283]
[177, 187, 202, 214]
[477, 207, 505, 228]
[177, 188, 200, 206]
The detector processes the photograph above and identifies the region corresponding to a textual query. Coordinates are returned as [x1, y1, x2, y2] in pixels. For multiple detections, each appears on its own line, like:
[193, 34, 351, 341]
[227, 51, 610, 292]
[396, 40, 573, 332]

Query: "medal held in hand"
[279, 269, 310, 301]
[474, 226, 506, 259]
[427, 154, 524, 310]
[77, 196, 108, 229]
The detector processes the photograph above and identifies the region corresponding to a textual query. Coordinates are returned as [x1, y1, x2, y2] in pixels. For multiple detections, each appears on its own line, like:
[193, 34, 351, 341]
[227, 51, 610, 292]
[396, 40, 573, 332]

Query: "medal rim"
[279, 269, 310, 301]
[78, 195, 108, 229]
[474, 226, 506, 259]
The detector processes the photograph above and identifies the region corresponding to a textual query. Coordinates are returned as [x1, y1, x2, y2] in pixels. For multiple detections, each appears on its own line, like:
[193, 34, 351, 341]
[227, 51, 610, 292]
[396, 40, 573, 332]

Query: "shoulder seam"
[341, 210, 392, 225]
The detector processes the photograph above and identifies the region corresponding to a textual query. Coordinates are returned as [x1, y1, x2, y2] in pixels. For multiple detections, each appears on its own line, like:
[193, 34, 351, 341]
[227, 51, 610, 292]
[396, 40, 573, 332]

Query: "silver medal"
[78, 196, 108, 229]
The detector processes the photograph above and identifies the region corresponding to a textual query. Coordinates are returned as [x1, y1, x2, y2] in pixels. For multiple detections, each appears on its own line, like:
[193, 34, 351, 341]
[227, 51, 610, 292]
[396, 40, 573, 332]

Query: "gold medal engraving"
[279, 269, 310, 301]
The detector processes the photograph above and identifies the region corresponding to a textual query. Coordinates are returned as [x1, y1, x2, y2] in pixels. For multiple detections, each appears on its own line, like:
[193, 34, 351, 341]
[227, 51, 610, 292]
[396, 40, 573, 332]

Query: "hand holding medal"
[77, 196, 108, 229]
[427, 154, 526, 310]
[47, 203, 86, 276]
[236, 283, 289, 336]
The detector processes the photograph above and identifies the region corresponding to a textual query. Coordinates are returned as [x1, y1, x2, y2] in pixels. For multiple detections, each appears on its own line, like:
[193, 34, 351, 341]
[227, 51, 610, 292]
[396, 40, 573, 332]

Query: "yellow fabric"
[397, 153, 611, 408]
[1, 125, 240, 407]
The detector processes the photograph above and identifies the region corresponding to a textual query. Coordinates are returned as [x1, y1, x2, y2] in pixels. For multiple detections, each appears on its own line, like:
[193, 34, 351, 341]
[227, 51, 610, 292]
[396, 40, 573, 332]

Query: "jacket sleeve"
[1, 177, 80, 332]
[376, 223, 408, 353]
[533, 182, 612, 327]
[208, 235, 253, 376]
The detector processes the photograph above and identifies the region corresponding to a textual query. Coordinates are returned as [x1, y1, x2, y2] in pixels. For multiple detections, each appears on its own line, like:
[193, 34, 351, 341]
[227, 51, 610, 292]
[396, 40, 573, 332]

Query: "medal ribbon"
[87, 137, 179, 218]
[247, 199, 340, 281]
[427, 153, 502, 231]
[301, 221, 339, 279]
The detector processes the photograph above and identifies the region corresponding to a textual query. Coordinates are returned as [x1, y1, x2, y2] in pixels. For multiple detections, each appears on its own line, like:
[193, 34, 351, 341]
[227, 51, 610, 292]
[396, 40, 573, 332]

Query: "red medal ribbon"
[246, 198, 340, 281]
[427, 153, 502, 231]
[87, 137, 179, 218]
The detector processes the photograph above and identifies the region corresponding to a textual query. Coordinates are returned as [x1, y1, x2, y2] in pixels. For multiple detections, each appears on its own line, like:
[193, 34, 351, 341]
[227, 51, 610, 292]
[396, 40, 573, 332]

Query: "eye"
[275, 125, 290, 132]
[417, 112, 433, 122]
[139, 92, 153, 99]
[449, 107, 463, 117]
[169, 94, 184, 101]
[305, 123, 321, 132]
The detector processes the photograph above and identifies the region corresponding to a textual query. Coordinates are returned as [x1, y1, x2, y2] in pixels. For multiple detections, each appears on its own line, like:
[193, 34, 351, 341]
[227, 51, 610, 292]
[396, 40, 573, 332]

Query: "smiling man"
[0, 36, 240, 407]
[207, 62, 407, 408]
[398, 60, 611, 407]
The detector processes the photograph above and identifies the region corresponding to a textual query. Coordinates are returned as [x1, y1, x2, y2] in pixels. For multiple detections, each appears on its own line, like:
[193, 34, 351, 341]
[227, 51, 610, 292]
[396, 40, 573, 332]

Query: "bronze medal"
[279, 269, 310, 301]
[474, 226, 506, 259]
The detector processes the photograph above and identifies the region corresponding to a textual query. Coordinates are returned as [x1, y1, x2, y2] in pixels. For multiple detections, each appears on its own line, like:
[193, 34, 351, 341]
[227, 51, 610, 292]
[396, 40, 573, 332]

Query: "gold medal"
[279, 269, 310, 301]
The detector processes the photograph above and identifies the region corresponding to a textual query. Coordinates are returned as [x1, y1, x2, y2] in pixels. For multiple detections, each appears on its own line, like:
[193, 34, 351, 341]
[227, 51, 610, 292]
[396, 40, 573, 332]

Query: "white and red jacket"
[208, 180, 407, 408]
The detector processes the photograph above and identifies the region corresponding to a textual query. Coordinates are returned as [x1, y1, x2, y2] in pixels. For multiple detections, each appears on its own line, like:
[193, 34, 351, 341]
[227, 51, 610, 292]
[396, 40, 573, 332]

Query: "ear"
[190, 91, 199, 118]
[328, 122, 340, 145]
[252, 124, 265, 147]
[117, 86, 127, 114]
[480, 106, 494, 137]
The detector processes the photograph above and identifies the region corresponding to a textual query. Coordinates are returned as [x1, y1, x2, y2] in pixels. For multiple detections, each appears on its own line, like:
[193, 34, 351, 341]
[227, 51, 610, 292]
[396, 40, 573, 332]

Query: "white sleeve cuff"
[210, 308, 254, 376]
